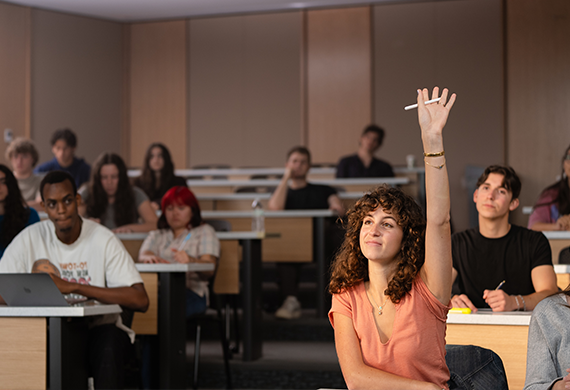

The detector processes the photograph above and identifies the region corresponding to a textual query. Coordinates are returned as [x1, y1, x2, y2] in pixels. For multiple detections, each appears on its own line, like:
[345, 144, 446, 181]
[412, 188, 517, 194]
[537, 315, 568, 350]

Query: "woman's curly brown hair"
[329, 185, 426, 303]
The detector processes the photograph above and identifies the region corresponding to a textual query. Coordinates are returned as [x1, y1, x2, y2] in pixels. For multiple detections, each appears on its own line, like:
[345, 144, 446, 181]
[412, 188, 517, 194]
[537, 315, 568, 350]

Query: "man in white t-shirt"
[0, 171, 149, 389]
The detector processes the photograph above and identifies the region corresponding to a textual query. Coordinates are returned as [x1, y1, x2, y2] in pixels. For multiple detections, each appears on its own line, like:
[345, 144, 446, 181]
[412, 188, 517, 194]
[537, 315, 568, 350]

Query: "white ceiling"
[2, 0, 422, 22]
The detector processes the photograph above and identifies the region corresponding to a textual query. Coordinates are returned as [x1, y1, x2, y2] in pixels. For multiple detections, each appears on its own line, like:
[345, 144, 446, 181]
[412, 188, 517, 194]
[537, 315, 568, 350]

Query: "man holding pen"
[451, 165, 558, 312]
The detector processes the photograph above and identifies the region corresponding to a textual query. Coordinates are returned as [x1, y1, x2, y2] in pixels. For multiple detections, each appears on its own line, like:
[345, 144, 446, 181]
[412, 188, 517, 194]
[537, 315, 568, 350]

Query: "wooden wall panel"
[0, 3, 30, 164]
[306, 7, 372, 164]
[507, 0, 570, 226]
[189, 12, 302, 168]
[374, 0, 504, 231]
[32, 9, 123, 167]
[129, 20, 187, 169]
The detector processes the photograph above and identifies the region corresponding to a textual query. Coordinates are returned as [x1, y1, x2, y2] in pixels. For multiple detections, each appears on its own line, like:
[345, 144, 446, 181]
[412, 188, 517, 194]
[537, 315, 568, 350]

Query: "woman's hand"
[171, 248, 192, 264]
[552, 369, 570, 389]
[417, 87, 456, 137]
[139, 254, 169, 264]
[556, 215, 570, 231]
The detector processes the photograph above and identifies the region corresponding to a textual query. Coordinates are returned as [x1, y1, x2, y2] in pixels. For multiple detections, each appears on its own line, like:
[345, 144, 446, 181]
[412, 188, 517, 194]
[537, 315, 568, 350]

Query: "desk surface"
[543, 231, 570, 239]
[128, 166, 425, 178]
[555, 264, 570, 273]
[186, 177, 409, 187]
[0, 302, 121, 317]
[447, 310, 532, 326]
[203, 209, 335, 218]
[135, 263, 215, 273]
[196, 191, 368, 201]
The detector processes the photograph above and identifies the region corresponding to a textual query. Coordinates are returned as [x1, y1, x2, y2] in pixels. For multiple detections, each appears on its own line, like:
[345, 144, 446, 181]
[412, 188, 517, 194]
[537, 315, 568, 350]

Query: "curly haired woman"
[329, 87, 456, 390]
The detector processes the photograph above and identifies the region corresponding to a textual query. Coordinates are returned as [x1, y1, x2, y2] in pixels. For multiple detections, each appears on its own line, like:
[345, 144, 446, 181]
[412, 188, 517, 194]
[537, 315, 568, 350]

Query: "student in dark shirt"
[451, 165, 558, 312]
[133, 143, 187, 210]
[268, 146, 344, 319]
[0, 165, 40, 259]
[336, 125, 394, 178]
[34, 128, 91, 188]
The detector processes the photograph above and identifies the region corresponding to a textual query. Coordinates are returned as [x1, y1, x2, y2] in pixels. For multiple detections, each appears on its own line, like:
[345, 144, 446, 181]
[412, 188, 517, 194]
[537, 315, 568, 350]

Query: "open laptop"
[0, 273, 72, 307]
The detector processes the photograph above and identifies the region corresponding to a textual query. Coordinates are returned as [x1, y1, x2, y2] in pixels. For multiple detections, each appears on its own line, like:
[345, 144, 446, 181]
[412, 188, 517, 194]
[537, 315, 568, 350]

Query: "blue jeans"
[446, 345, 509, 390]
[186, 288, 207, 317]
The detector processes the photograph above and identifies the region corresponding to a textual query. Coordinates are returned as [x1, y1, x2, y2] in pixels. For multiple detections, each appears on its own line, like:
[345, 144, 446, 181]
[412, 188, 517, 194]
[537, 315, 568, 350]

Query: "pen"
[495, 280, 506, 290]
[177, 232, 192, 251]
[404, 97, 442, 111]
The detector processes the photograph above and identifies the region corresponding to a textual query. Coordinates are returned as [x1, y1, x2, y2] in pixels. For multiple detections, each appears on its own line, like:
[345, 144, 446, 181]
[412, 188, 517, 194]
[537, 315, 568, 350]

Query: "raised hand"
[417, 87, 456, 137]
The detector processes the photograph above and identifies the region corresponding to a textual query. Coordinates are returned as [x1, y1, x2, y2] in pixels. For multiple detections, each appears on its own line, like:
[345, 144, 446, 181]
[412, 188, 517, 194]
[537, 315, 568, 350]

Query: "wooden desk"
[447, 310, 532, 390]
[0, 303, 121, 390]
[543, 231, 570, 264]
[202, 209, 335, 317]
[122, 231, 267, 363]
[555, 264, 570, 290]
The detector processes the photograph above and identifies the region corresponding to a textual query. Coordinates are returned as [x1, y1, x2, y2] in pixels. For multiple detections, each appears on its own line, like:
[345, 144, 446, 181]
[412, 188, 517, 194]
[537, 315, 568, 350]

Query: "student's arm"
[49, 276, 149, 312]
[333, 313, 442, 390]
[327, 194, 345, 216]
[530, 216, 570, 232]
[450, 267, 478, 312]
[483, 265, 558, 311]
[114, 200, 158, 233]
[171, 251, 217, 279]
[417, 87, 456, 305]
[267, 168, 291, 210]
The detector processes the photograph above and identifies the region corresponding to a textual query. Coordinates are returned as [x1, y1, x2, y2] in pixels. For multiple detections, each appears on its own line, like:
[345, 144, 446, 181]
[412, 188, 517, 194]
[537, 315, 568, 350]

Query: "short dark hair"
[476, 165, 521, 200]
[286, 146, 311, 165]
[40, 171, 77, 201]
[362, 124, 385, 146]
[50, 128, 77, 148]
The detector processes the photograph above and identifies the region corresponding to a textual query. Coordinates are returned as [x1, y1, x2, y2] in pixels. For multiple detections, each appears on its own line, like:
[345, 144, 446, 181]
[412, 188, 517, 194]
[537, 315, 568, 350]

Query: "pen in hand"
[495, 280, 506, 290]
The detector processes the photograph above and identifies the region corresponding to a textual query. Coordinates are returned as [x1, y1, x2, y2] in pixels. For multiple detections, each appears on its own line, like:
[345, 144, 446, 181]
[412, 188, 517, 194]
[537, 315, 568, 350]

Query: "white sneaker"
[275, 296, 302, 319]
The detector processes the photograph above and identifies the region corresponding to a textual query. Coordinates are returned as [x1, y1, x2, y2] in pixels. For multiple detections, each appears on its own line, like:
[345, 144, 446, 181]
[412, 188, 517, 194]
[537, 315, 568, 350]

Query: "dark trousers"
[446, 345, 509, 390]
[88, 324, 130, 389]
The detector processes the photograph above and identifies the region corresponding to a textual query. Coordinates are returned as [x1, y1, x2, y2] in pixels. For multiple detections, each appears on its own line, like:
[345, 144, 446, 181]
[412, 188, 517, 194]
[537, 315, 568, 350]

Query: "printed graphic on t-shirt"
[59, 261, 92, 285]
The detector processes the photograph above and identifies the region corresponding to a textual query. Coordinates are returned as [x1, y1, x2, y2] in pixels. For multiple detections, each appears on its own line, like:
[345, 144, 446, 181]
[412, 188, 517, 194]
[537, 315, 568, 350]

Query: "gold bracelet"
[424, 157, 445, 169]
[424, 151, 445, 157]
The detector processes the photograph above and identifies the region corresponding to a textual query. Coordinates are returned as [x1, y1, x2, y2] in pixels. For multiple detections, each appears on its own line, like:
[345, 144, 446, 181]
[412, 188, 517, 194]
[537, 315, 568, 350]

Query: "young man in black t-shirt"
[451, 165, 558, 312]
[268, 146, 344, 319]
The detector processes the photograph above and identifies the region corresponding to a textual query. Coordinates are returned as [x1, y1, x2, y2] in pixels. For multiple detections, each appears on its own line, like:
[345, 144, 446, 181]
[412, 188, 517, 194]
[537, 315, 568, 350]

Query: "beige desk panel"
[228, 218, 313, 262]
[447, 323, 528, 390]
[132, 272, 158, 335]
[557, 273, 570, 290]
[0, 317, 47, 390]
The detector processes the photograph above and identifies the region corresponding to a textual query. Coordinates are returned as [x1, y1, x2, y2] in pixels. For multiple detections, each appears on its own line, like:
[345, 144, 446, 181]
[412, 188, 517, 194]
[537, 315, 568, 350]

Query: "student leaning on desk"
[0, 170, 149, 390]
[451, 165, 558, 312]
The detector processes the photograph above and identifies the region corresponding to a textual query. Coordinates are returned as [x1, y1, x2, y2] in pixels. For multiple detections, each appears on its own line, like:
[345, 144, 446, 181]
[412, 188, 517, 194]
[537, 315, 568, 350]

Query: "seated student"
[0, 171, 149, 389]
[133, 143, 186, 210]
[329, 87, 455, 389]
[528, 144, 570, 231]
[79, 152, 158, 233]
[268, 145, 345, 319]
[139, 186, 218, 317]
[524, 285, 570, 390]
[5, 137, 43, 209]
[34, 128, 91, 188]
[336, 124, 395, 178]
[0, 165, 40, 258]
[451, 165, 558, 312]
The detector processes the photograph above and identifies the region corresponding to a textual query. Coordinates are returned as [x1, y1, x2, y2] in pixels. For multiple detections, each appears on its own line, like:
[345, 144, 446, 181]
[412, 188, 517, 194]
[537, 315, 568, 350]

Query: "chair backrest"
[205, 219, 232, 232]
[560, 246, 570, 264]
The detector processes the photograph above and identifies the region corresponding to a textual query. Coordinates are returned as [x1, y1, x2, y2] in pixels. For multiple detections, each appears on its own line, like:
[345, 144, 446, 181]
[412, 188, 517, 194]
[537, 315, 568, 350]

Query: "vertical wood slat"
[507, 0, 570, 226]
[306, 7, 372, 164]
[0, 2, 31, 163]
[129, 21, 187, 169]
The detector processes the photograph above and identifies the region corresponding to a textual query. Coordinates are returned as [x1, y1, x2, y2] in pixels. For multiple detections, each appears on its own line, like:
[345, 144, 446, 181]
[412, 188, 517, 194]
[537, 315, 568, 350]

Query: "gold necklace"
[366, 284, 390, 316]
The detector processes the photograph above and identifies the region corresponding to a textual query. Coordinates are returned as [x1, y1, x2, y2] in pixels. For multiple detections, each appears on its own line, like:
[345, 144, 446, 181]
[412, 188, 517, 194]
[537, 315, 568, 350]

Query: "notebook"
[0, 273, 71, 307]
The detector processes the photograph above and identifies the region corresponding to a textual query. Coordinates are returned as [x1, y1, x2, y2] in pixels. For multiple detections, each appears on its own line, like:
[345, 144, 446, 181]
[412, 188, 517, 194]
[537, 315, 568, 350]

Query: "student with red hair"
[139, 186, 219, 316]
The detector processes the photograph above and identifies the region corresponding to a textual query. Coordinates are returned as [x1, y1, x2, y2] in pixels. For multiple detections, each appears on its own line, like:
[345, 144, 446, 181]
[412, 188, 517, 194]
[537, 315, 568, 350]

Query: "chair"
[560, 246, 570, 264]
[445, 345, 508, 390]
